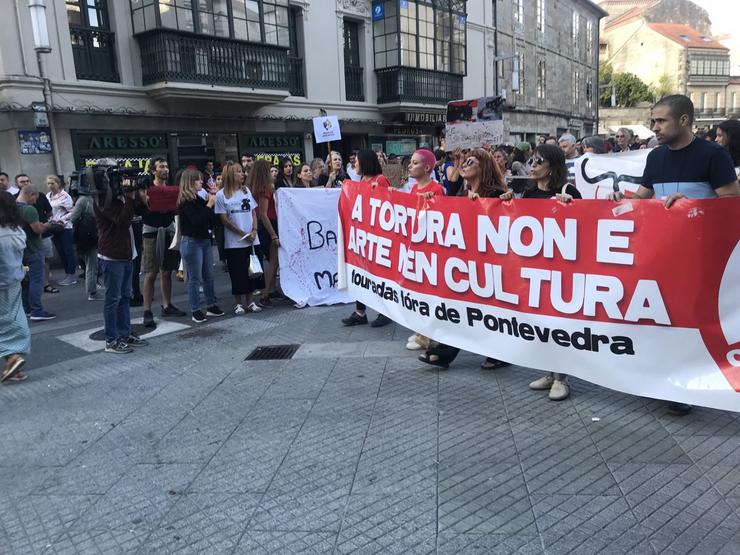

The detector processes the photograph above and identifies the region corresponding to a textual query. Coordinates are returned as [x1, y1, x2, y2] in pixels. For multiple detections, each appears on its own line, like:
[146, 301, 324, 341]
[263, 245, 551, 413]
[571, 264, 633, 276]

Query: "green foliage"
[651, 74, 673, 100]
[599, 64, 655, 107]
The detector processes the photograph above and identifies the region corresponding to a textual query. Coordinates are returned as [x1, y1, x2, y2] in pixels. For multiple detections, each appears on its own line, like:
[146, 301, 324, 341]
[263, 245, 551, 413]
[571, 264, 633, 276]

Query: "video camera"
[69, 164, 153, 198]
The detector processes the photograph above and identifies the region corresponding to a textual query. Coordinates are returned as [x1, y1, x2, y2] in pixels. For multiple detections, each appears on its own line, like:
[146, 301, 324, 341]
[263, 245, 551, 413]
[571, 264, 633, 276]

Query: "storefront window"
[130, 0, 289, 46]
[373, 0, 466, 75]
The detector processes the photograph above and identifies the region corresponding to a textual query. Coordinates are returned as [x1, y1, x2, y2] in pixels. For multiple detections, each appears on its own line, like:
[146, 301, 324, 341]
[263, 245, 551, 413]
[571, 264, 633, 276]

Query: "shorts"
[258, 219, 279, 262]
[142, 232, 181, 273]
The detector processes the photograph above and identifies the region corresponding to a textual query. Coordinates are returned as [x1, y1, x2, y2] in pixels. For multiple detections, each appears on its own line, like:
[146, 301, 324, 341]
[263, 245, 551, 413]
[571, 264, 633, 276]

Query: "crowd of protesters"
[0, 94, 738, 417]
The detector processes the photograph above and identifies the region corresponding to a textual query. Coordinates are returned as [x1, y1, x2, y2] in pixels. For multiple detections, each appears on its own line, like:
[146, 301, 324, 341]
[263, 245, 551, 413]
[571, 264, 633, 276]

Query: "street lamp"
[28, 0, 51, 52]
[28, 0, 61, 174]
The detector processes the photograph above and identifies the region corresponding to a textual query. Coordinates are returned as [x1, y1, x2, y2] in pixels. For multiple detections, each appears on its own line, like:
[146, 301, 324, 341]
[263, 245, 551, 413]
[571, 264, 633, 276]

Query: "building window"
[716, 92, 722, 110]
[586, 19, 593, 61]
[514, 0, 523, 25]
[67, 0, 109, 29]
[701, 92, 707, 109]
[689, 54, 730, 76]
[515, 52, 525, 96]
[536, 59, 546, 99]
[733, 92, 738, 110]
[373, 0, 466, 75]
[586, 76, 593, 108]
[67, 0, 119, 82]
[536, 0, 545, 33]
[572, 11, 579, 52]
[130, 0, 290, 46]
[572, 69, 580, 106]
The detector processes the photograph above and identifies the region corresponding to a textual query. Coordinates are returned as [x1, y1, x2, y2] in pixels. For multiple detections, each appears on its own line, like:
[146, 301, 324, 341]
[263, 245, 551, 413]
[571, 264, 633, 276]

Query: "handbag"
[248, 246, 263, 278]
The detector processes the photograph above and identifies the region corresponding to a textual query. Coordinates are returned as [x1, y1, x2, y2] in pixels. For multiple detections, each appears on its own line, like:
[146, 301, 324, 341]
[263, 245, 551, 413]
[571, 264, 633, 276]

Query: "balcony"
[288, 56, 305, 97]
[376, 67, 463, 106]
[135, 29, 292, 103]
[345, 65, 365, 102]
[69, 27, 119, 83]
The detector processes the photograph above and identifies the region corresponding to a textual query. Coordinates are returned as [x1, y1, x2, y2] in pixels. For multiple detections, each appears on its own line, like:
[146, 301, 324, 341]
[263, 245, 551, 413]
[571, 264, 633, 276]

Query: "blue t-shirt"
[642, 138, 737, 199]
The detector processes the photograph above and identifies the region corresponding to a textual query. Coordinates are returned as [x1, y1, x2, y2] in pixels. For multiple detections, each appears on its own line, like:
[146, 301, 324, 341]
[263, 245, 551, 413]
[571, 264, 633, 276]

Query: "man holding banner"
[609, 94, 739, 414]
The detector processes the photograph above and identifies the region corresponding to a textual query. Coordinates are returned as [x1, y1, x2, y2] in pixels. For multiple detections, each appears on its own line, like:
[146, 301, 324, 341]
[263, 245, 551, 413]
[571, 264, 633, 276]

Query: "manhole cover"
[89, 324, 153, 341]
[245, 344, 300, 361]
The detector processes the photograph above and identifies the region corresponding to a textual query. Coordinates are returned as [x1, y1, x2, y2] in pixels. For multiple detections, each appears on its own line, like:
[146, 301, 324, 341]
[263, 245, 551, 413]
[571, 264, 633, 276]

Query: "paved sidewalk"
[1, 293, 739, 554]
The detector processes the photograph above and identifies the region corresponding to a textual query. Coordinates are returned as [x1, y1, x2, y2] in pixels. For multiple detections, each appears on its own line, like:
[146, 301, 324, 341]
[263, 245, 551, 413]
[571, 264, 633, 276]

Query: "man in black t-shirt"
[611, 95, 739, 415]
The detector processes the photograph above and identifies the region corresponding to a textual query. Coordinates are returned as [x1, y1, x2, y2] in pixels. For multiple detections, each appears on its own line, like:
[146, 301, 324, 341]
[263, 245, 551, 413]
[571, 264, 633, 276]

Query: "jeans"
[52, 228, 77, 275]
[100, 259, 132, 343]
[81, 248, 98, 295]
[21, 250, 44, 316]
[179, 236, 216, 311]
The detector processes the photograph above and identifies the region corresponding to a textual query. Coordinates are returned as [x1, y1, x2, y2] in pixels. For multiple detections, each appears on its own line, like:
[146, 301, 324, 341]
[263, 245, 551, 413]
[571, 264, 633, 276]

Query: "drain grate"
[245, 344, 300, 361]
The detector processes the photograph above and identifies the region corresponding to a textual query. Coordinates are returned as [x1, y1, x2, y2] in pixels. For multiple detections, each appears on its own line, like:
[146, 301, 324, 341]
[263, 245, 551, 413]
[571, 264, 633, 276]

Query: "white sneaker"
[529, 375, 555, 390]
[406, 341, 423, 350]
[247, 302, 262, 313]
[549, 379, 570, 401]
[293, 300, 307, 309]
[234, 304, 245, 315]
[408, 334, 417, 343]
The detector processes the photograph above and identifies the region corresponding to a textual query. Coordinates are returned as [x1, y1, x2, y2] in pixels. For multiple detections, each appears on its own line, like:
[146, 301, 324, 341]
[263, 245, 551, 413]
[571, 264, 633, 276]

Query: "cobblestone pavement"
[1, 274, 739, 554]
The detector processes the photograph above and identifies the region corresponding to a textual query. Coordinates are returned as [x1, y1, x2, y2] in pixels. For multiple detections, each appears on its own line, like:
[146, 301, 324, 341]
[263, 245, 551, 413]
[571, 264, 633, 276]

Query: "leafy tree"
[599, 64, 655, 107]
[651, 74, 672, 100]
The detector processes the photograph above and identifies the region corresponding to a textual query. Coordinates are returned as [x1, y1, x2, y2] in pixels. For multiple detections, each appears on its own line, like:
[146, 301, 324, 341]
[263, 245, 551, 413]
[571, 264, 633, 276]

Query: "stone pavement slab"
[2, 273, 740, 554]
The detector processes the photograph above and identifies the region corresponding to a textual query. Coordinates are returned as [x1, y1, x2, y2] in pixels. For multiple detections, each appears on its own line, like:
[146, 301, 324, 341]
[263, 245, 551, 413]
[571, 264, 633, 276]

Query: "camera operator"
[141, 157, 185, 328]
[94, 172, 149, 354]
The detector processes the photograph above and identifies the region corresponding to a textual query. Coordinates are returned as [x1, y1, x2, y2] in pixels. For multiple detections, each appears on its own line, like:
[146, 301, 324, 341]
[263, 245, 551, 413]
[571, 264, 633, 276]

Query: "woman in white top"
[46, 175, 77, 286]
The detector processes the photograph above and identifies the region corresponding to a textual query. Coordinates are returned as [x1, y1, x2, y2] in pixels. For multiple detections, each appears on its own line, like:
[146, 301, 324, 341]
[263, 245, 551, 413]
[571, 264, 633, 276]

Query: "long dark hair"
[276, 156, 296, 187]
[718, 119, 740, 166]
[533, 144, 568, 191]
[467, 148, 506, 197]
[0, 191, 24, 229]
[356, 149, 383, 178]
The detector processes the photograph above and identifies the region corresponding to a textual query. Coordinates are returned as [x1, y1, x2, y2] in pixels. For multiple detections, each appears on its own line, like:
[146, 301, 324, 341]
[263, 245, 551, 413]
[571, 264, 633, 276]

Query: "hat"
[515, 142, 531, 152]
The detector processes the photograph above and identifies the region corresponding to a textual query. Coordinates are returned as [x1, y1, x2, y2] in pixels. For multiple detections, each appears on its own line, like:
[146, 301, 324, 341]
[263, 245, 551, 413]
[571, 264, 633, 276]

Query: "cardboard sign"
[445, 96, 504, 150]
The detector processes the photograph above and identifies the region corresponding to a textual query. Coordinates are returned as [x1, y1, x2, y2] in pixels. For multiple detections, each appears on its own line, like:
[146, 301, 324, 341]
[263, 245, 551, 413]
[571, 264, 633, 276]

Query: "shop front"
[240, 133, 306, 166]
[372, 110, 446, 156]
[72, 131, 169, 172]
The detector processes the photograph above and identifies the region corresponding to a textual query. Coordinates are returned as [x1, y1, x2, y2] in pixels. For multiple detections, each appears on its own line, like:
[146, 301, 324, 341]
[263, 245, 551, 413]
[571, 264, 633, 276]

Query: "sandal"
[9, 371, 27, 382]
[481, 357, 511, 370]
[418, 351, 450, 369]
[1, 356, 25, 383]
[44, 284, 60, 294]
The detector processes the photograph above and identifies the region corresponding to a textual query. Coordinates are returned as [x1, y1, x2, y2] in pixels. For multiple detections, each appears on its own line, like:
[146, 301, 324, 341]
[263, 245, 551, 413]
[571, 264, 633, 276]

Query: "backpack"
[74, 207, 98, 250]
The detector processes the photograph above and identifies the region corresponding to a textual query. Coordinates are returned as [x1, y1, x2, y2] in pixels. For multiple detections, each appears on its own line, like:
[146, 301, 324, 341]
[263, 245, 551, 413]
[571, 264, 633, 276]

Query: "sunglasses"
[462, 157, 478, 167]
[529, 156, 545, 166]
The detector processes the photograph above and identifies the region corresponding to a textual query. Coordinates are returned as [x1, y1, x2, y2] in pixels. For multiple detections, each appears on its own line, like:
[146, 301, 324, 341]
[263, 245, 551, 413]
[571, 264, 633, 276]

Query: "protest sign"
[445, 96, 504, 150]
[572, 150, 650, 199]
[276, 188, 353, 306]
[312, 116, 342, 144]
[338, 183, 740, 412]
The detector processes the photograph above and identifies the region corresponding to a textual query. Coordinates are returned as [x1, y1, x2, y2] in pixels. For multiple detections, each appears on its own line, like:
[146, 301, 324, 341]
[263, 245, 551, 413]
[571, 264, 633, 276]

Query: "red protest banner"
[338, 183, 740, 412]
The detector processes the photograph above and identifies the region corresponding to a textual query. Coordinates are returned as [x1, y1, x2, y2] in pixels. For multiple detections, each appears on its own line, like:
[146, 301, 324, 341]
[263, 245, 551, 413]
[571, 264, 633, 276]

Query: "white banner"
[312, 116, 342, 144]
[571, 149, 651, 199]
[276, 188, 352, 306]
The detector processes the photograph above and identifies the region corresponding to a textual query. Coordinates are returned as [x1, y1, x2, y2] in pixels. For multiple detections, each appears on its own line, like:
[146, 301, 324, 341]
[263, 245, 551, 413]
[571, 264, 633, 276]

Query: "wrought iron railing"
[344, 65, 365, 101]
[69, 27, 120, 83]
[376, 67, 463, 105]
[135, 29, 291, 90]
[288, 56, 305, 97]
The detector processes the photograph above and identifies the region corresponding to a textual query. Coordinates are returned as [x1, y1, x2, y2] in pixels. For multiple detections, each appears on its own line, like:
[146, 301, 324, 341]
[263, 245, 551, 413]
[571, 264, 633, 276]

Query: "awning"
[608, 125, 654, 139]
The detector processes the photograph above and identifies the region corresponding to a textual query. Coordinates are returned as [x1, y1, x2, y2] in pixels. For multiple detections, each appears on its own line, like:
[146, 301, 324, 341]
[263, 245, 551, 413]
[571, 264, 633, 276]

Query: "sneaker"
[88, 293, 103, 301]
[58, 275, 78, 286]
[129, 295, 144, 307]
[549, 379, 570, 401]
[406, 341, 423, 350]
[105, 340, 132, 354]
[529, 375, 554, 390]
[121, 335, 149, 347]
[371, 314, 392, 328]
[30, 311, 56, 321]
[161, 304, 186, 317]
[206, 305, 225, 317]
[143, 310, 156, 328]
[234, 304, 246, 315]
[342, 312, 368, 326]
[192, 310, 207, 323]
[247, 302, 263, 313]
[293, 300, 307, 309]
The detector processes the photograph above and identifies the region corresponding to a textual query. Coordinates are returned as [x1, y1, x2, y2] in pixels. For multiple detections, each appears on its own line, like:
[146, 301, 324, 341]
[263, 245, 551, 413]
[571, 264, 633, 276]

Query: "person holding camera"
[141, 157, 185, 328]
[70, 183, 100, 301]
[94, 176, 149, 354]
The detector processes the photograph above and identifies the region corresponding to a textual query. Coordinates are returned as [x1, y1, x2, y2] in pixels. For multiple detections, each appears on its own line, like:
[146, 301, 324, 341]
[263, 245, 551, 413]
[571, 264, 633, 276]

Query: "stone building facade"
[1, 0, 604, 185]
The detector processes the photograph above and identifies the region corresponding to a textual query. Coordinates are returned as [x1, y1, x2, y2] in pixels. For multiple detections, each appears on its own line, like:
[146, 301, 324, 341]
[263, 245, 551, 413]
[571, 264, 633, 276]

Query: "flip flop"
[44, 284, 60, 293]
[481, 358, 511, 370]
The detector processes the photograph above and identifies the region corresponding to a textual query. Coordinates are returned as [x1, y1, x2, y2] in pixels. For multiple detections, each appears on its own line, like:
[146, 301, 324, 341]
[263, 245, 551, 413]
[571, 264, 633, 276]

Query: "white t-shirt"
[346, 163, 361, 182]
[214, 188, 260, 249]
